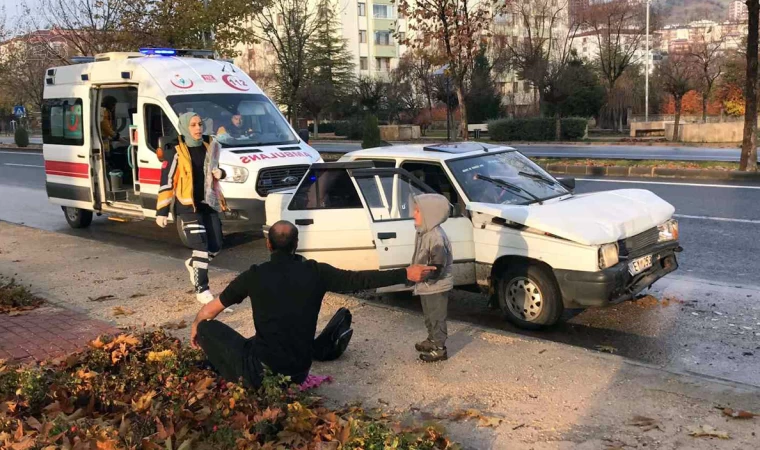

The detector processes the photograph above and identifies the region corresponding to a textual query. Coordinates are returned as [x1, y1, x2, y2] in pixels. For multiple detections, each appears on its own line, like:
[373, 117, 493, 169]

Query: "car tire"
[62, 207, 93, 229]
[497, 262, 563, 330]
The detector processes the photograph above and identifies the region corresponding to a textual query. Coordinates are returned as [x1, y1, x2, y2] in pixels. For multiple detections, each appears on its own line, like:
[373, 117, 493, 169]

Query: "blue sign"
[13, 106, 25, 118]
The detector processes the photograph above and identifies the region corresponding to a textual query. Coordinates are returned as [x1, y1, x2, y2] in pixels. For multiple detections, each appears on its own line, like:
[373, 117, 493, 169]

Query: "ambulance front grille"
[256, 165, 309, 196]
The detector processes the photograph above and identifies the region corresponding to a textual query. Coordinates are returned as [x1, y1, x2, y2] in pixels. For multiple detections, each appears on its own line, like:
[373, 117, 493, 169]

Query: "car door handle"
[295, 219, 314, 226]
[139, 159, 149, 164]
[377, 232, 396, 240]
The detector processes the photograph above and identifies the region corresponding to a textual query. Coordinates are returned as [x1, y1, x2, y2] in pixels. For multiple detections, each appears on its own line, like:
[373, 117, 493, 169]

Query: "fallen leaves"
[449, 408, 503, 428]
[628, 415, 661, 432]
[88, 295, 115, 302]
[112, 306, 135, 317]
[722, 408, 756, 419]
[595, 345, 618, 354]
[0, 279, 44, 314]
[161, 320, 188, 330]
[688, 424, 730, 439]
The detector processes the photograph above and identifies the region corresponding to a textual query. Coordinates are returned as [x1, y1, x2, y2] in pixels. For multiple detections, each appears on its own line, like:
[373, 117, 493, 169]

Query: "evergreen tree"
[466, 45, 503, 124]
[302, 0, 356, 132]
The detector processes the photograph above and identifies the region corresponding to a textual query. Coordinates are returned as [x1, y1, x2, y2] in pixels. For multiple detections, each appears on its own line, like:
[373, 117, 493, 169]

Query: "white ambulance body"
[42, 48, 321, 237]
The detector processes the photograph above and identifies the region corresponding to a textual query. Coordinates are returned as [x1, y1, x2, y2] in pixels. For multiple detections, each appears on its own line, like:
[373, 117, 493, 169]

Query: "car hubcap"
[65, 207, 79, 221]
[505, 277, 543, 321]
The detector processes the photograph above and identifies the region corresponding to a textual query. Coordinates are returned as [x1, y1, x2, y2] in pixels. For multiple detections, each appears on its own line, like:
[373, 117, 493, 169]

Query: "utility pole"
[645, 0, 650, 123]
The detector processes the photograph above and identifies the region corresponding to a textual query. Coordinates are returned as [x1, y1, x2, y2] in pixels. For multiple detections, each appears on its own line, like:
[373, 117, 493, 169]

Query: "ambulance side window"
[42, 98, 84, 146]
[144, 104, 177, 153]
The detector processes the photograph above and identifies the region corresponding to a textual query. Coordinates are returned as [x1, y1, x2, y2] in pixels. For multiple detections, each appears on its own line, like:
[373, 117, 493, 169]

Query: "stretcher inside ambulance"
[42, 48, 321, 240]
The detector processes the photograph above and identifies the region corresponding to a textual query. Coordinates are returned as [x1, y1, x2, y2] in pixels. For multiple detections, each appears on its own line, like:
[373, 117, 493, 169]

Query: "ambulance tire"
[62, 207, 93, 229]
[176, 217, 191, 248]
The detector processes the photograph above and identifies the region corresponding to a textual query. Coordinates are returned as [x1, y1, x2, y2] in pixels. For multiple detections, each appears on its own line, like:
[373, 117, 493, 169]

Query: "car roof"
[344, 143, 515, 162]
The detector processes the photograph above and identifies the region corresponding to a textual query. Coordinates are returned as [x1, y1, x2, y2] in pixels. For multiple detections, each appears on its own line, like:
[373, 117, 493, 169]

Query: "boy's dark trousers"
[420, 292, 449, 347]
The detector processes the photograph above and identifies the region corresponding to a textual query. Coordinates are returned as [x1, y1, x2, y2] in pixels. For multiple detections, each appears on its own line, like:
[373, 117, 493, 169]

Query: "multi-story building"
[728, 0, 749, 23]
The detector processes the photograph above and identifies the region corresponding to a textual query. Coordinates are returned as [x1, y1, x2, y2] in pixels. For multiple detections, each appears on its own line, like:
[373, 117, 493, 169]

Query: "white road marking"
[0, 151, 42, 156]
[577, 178, 760, 190]
[3, 163, 43, 168]
[674, 214, 760, 225]
[526, 152, 737, 161]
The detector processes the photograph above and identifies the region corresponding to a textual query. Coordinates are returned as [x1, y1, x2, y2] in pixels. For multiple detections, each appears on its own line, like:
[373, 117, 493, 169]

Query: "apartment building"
[728, 0, 749, 23]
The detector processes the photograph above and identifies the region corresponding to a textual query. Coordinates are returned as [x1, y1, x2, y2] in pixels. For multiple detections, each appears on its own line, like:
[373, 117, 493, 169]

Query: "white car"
[264, 143, 682, 329]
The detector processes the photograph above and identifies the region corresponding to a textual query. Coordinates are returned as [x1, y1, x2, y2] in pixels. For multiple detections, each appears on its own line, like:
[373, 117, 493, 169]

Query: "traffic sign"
[13, 105, 25, 118]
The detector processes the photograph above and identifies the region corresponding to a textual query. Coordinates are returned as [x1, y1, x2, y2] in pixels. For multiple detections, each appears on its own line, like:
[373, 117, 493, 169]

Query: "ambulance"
[42, 48, 321, 241]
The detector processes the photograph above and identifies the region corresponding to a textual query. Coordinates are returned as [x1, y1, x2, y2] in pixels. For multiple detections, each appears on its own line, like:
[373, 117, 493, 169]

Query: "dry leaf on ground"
[88, 295, 115, 302]
[628, 415, 661, 432]
[113, 306, 135, 316]
[596, 345, 617, 354]
[161, 320, 188, 330]
[449, 408, 503, 428]
[688, 424, 730, 439]
[722, 408, 756, 419]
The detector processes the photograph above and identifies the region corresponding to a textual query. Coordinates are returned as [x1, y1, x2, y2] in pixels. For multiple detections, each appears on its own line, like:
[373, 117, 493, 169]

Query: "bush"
[488, 117, 588, 141]
[14, 127, 29, 147]
[335, 119, 364, 140]
[362, 115, 383, 149]
[307, 122, 337, 134]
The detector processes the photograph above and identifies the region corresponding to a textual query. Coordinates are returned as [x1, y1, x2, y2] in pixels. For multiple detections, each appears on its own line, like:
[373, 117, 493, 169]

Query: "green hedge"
[487, 117, 588, 141]
[14, 127, 29, 148]
[361, 115, 383, 149]
[308, 122, 337, 134]
[334, 119, 364, 140]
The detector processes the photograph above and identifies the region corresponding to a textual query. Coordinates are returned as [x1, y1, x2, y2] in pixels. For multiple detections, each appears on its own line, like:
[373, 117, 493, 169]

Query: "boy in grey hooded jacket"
[411, 193, 453, 362]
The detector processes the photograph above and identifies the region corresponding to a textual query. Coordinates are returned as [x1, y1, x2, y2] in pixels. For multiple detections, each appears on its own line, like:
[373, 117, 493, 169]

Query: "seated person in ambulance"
[216, 113, 250, 138]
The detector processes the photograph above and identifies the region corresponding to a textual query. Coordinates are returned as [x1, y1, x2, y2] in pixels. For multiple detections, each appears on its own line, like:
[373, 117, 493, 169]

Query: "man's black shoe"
[420, 347, 448, 363]
[415, 339, 437, 352]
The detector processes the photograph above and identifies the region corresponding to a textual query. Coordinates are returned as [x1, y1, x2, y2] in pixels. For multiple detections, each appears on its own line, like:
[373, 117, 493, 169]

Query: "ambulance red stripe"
[139, 168, 161, 185]
[44, 161, 89, 179]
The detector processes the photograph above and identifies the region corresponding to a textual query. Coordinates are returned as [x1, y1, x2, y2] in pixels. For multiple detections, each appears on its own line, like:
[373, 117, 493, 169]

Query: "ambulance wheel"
[497, 263, 563, 330]
[62, 207, 93, 229]
[176, 216, 191, 248]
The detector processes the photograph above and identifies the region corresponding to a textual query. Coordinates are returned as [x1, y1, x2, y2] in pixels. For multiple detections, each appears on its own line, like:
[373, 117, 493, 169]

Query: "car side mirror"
[558, 176, 575, 191]
[298, 128, 309, 144]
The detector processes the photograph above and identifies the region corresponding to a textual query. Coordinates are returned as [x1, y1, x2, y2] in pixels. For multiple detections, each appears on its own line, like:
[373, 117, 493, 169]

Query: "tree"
[302, 0, 356, 135]
[361, 114, 383, 148]
[396, 0, 497, 139]
[688, 37, 725, 123]
[582, 0, 648, 131]
[355, 76, 385, 116]
[543, 57, 605, 121]
[386, 65, 422, 124]
[466, 45, 503, 124]
[252, 0, 322, 126]
[741, 0, 759, 172]
[656, 54, 697, 142]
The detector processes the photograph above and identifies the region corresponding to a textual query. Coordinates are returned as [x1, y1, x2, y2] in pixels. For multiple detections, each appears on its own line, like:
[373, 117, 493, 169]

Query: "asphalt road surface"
[2, 149, 759, 387]
[3, 137, 759, 161]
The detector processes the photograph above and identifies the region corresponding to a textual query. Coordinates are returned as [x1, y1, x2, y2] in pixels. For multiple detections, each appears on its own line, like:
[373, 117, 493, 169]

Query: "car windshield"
[167, 94, 297, 148]
[446, 151, 569, 205]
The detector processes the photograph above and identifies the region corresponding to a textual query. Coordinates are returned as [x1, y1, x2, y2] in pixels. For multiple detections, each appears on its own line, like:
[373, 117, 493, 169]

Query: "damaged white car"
[264, 143, 682, 329]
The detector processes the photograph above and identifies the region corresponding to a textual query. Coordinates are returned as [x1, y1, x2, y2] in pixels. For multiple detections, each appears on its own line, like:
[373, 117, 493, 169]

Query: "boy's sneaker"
[415, 339, 437, 352]
[420, 347, 448, 363]
[196, 290, 214, 305]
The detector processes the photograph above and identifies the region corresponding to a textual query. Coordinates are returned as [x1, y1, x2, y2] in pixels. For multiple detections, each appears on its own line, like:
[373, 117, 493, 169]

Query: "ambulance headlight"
[220, 164, 249, 183]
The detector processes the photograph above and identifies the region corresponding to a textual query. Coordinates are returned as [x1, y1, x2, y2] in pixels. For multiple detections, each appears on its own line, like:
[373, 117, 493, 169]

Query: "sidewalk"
[1, 221, 758, 449]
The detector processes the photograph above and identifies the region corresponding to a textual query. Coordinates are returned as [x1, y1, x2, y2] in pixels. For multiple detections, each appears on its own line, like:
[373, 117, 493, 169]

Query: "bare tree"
[656, 53, 697, 142]
[582, 0, 647, 131]
[499, 0, 582, 115]
[688, 36, 725, 123]
[396, 0, 497, 139]
[252, 0, 321, 126]
[741, 0, 758, 172]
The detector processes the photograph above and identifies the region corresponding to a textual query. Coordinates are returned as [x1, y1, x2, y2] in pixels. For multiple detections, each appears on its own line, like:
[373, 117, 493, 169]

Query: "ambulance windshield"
[167, 94, 298, 148]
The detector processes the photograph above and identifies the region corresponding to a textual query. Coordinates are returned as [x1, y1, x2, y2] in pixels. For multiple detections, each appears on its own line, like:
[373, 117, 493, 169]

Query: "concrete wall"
[379, 125, 420, 141]
[665, 121, 745, 143]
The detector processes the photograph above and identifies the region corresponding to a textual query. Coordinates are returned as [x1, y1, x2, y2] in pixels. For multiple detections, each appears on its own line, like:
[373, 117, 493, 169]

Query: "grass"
[532, 158, 740, 171]
[0, 278, 44, 314]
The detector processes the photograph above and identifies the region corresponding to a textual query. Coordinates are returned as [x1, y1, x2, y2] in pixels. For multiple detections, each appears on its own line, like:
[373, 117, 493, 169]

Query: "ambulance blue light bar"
[139, 48, 177, 56]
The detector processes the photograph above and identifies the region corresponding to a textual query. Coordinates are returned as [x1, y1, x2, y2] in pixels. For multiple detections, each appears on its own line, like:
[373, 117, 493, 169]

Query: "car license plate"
[628, 254, 653, 275]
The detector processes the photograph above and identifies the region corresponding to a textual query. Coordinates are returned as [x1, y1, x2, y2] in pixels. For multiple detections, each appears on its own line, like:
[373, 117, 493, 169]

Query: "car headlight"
[219, 164, 249, 183]
[599, 243, 619, 270]
[658, 219, 679, 242]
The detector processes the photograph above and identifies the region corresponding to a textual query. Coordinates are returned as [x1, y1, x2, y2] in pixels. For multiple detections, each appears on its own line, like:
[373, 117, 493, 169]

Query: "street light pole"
[645, 0, 650, 123]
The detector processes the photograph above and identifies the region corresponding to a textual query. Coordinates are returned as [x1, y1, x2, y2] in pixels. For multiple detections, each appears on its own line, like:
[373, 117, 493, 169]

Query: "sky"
[1, 0, 40, 34]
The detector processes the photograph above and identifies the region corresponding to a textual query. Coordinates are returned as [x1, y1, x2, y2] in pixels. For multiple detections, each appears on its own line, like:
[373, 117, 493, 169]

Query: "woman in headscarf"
[155, 112, 228, 304]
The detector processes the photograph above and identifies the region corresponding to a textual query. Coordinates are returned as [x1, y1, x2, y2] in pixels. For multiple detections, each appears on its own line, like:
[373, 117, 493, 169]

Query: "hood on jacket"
[413, 193, 449, 233]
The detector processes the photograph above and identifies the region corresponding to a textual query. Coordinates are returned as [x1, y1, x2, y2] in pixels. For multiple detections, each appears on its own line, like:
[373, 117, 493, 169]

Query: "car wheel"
[176, 216, 191, 248]
[497, 263, 563, 330]
[62, 207, 93, 229]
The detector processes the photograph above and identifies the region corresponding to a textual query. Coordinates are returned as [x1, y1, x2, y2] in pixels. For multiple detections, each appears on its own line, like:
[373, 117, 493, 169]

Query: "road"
[2, 149, 759, 387]
[3, 136, 759, 161]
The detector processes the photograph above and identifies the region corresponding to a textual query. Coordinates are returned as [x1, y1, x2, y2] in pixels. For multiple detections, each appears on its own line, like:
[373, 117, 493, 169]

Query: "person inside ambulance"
[100, 96, 120, 154]
[155, 112, 229, 305]
[216, 113, 248, 138]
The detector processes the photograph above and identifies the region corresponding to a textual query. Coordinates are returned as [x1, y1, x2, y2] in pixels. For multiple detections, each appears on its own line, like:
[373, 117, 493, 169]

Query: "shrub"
[488, 117, 588, 141]
[14, 127, 29, 147]
[307, 122, 337, 134]
[335, 119, 364, 140]
[362, 115, 383, 149]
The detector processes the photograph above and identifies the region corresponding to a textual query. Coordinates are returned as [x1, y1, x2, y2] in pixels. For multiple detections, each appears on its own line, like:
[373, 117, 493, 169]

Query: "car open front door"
[351, 167, 477, 287]
[279, 162, 379, 270]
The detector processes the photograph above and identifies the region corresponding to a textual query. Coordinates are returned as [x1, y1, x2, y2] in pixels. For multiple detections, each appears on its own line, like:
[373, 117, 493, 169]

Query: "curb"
[0, 145, 42, 152]
[539, 163, 760, 181]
